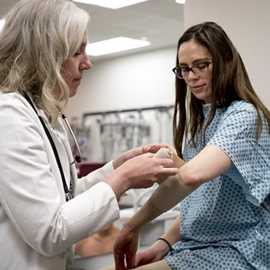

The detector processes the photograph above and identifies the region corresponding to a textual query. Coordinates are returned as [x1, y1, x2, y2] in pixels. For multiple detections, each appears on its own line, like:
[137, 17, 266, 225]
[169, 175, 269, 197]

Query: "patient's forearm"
[125, 149, 190, 232]
[124, 199, 163, 232]
[173, 153, 185, 168]
[150, 174, 194, 213]
[160, 216, 182, 246]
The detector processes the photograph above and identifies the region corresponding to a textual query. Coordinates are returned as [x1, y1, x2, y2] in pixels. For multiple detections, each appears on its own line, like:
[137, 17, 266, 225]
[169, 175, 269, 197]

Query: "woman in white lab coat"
[0, 0, 179, 269]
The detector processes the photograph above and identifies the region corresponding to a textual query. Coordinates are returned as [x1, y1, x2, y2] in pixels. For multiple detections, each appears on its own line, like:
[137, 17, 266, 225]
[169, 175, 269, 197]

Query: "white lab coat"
[0, 92, 120, 270]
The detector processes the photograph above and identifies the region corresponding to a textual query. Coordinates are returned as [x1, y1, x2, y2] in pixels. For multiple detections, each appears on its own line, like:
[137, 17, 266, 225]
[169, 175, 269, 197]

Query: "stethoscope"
[23, 92, 81, 201]
[62, 114, 82, 164]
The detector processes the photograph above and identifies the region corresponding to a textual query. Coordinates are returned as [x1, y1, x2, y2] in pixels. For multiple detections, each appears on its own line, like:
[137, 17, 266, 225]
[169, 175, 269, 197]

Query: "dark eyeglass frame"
[172, 59, 212, 79]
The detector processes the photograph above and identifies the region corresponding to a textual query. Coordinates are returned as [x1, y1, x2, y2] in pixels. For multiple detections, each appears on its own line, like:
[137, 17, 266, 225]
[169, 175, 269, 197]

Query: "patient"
[101, 22, 270, 270]
[75, 224, 120, 257]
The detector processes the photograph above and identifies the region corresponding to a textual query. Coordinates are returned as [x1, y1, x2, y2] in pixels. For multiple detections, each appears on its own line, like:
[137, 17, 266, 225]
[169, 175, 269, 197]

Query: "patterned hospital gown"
[165, 101, 270, 270]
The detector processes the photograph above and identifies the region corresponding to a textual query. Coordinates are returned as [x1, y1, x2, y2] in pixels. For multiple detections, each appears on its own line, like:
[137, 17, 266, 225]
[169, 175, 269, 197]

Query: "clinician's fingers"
[157, 158, 179, 171]
[142, 143, 177, 155]
[162, 167, 179, 175]
[142, 144, 162, 153]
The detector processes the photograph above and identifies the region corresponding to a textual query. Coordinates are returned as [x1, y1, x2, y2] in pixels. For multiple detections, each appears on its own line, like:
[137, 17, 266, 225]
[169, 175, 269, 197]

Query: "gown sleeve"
[207, 102, 270, 205]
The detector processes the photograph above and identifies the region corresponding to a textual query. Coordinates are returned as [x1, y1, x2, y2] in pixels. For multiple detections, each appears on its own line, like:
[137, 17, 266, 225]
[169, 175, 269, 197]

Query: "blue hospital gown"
[165, 101, 270, 270]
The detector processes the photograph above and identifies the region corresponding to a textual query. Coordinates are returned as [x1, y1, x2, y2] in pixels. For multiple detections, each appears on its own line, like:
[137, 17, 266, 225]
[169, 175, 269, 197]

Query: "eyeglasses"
[172, 59, 212, 79]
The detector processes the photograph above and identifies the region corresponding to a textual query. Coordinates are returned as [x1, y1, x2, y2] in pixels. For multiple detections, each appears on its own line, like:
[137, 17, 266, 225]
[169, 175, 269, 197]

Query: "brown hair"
[173, 21, 270, 157]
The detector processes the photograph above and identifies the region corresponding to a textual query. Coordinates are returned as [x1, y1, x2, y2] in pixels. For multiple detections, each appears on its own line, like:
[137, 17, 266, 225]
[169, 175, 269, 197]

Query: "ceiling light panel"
[73, 0, 150, 9]
[86, 37, 150, 56]
[176, 0, 185, 3]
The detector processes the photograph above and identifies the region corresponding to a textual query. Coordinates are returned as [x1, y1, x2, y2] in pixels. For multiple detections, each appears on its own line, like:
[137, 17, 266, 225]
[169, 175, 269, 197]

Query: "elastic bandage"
[151, 148, 193, 212]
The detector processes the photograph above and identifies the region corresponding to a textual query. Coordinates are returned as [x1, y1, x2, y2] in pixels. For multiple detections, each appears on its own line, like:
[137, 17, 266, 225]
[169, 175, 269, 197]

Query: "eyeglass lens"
[173, 60, 212, 79]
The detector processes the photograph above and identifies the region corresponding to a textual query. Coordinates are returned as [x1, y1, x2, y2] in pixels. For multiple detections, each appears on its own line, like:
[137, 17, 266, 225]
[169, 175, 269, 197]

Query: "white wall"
[184, 0, 270, 109]
[65, 47, 177, 119]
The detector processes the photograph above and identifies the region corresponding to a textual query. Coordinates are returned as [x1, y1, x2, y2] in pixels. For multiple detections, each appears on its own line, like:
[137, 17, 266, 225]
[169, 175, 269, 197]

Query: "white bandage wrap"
[150, 174, 193, 212]
[154, 148, 174, 185]
[154, 147, 185, 169]
[153, 147, 173, 160]
[152, 147, 193, 212]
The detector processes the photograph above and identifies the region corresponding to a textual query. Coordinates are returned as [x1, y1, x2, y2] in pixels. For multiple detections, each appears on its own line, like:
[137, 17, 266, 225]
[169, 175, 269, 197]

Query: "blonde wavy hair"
[0, 0, 90, 125]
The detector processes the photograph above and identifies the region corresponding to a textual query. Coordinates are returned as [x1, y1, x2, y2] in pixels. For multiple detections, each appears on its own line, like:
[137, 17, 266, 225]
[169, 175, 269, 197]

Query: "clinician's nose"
[81, 54, 92, 71]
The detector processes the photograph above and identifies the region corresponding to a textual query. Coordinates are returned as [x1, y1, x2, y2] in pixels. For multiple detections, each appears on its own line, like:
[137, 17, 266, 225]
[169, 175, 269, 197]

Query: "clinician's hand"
[104, 152, 179, 199]
[113, 143, 177, 169]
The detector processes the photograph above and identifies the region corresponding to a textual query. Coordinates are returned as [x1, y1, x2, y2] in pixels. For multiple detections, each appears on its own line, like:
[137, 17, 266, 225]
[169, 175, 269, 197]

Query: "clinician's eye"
[74, 44, 87, 57]
[74, 46, 83, 57]
[74, 51, 82, 57]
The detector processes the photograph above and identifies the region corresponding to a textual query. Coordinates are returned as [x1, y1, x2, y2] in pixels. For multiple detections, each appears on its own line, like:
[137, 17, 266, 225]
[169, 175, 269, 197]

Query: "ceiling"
[0, 0, 184, 62]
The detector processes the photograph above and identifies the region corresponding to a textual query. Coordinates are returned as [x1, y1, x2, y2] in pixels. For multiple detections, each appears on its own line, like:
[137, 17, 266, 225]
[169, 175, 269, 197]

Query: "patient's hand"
[113, 227, 140, 270]
[134, 240, 169, 267]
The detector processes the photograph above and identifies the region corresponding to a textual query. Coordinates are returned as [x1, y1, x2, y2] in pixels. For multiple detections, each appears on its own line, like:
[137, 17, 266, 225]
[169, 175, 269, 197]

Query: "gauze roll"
[152, 147, 193, 212]
[153, 147, 174, 160]
[154, 148, 174, 185]
[153, 147, 185, 169]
